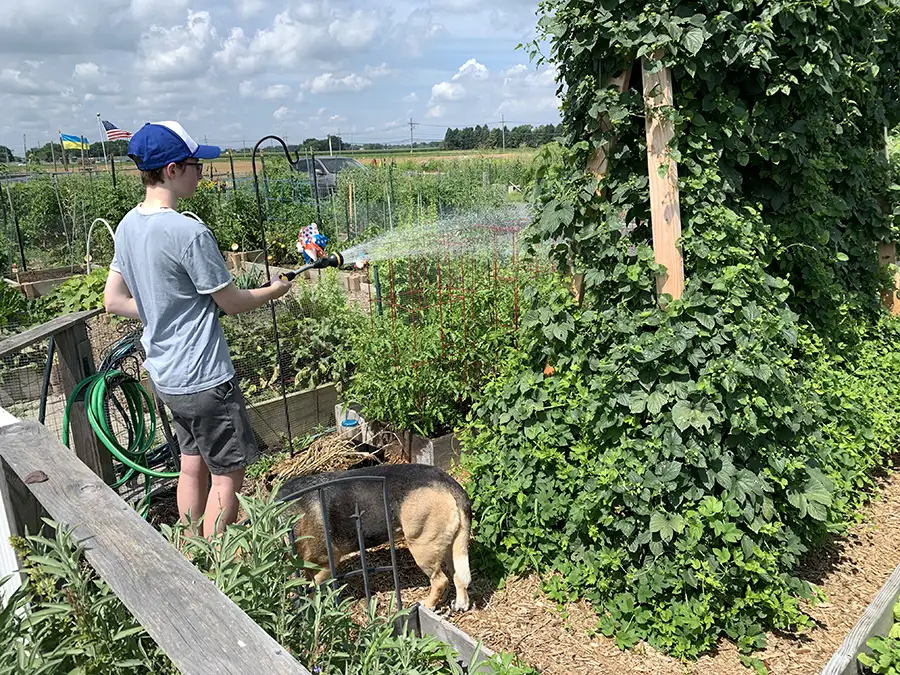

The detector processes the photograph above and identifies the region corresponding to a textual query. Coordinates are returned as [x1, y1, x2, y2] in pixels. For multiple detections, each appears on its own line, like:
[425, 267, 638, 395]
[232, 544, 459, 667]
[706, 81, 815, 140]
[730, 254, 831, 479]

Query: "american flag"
[101, 120, 132, 141]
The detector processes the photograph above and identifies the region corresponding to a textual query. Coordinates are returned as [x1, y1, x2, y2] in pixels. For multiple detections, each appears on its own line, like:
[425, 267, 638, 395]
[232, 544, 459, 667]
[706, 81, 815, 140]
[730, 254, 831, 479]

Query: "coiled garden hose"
[59, 329, 180, 519]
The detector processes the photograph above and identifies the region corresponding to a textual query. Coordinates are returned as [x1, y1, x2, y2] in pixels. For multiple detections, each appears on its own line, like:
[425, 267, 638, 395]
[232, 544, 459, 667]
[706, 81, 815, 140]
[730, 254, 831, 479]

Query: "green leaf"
[683, 28, 705, 55]
[672, 400, 693, 432]
[650, 512, 675, 542]
[647, 389, 667, 415]
[656, 461, 682, 483]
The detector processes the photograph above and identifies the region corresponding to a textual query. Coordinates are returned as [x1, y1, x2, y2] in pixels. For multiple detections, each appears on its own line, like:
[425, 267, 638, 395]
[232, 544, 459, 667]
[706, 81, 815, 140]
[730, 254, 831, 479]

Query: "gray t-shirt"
[110, 205, 235, 395]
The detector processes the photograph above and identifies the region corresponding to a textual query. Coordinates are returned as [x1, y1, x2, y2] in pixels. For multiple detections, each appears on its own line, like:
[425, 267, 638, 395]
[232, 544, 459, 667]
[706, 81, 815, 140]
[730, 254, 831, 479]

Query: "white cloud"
[423, 59, 561, 124]
[365, 63, 394, 78]
[0, 0, 561, 151]
[234, 0, 265, 18]
[73, 62, 100, 80]
[388, 8, 447, 57]
[262, 84, 292, 100]
[430, 81, 466, 102]
[213, 6, 383, 75]
[140, 11, 217, 81]
[130, 0, 188, 21]
[452, 58, 489, 81]
[0, 69, 55, 95]
[238, 80, 254, 97]
[329, 9, 381, 49]
[307, 73, 372, 94]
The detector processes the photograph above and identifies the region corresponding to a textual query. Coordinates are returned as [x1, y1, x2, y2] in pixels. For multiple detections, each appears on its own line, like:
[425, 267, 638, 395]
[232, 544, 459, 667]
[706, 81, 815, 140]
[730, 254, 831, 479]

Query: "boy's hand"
[269, 277, 292, 298]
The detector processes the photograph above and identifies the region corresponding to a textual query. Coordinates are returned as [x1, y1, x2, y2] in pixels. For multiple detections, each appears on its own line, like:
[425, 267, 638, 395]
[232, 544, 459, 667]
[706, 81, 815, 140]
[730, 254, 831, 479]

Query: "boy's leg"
[156, 376, 259, 537]
[177, 454, 210, 535]
[203, 466, 246, 538]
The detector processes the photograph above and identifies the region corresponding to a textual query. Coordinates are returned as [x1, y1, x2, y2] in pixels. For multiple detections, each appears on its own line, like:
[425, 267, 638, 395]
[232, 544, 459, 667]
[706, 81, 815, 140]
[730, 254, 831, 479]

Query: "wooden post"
[0, 407, 34, 604]
[53, 321, 115, 484]
[878, 241, 900, 315]
[573, 65, 634, 305]
[642, 54, 684, 303]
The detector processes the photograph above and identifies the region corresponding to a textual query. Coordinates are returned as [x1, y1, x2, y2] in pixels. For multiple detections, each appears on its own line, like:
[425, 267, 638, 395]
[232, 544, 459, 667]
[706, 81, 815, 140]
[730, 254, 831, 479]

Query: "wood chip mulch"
[329, 465, 900, 675]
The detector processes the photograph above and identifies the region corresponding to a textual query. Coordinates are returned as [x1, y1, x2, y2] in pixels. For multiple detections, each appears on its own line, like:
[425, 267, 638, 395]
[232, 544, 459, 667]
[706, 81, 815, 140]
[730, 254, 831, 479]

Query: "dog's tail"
[451, 496, 472, 588]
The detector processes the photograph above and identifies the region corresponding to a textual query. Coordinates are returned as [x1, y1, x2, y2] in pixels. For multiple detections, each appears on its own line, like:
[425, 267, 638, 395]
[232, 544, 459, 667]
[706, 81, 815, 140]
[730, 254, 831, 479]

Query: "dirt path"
[346, 466, 900, 674]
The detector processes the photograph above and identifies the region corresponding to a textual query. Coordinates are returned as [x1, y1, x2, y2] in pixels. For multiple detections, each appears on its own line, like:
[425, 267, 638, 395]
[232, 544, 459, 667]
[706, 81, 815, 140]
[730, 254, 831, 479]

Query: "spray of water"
[339, 203, 533, 267]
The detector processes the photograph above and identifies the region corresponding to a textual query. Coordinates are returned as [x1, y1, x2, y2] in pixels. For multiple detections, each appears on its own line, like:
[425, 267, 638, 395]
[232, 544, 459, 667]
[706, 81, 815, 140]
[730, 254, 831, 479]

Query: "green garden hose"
[61, 368, 180, 517]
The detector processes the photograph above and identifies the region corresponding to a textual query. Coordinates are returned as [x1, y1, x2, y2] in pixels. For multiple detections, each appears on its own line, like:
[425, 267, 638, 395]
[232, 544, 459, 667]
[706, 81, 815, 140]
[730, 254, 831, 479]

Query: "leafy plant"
[345, 255, 533, 438]
[0, 281, 32, 336]
[459, 0, 900, 667]
[31, 267, 109, 321]
[857, 599, 900, 674]
[0, 490, 539, 675]
[222, 270, 363, 403]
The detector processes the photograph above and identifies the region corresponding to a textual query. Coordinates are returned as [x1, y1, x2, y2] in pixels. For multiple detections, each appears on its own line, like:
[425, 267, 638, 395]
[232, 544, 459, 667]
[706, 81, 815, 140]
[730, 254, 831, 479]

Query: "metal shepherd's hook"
[250, 135, 303, 449]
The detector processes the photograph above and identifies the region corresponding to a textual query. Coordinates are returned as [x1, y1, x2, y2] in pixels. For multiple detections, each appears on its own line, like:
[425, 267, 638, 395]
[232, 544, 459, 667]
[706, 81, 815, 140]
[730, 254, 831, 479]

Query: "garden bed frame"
[4, 265, 84, 299]
[820, 559, 900, 674]
[334, 402, 461, 470]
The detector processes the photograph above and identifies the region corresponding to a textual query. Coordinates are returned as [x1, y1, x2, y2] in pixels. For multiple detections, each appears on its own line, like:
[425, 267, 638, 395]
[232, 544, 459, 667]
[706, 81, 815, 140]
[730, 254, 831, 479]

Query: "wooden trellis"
[577, 53, 684, 307]
[582, 56, 900, 316]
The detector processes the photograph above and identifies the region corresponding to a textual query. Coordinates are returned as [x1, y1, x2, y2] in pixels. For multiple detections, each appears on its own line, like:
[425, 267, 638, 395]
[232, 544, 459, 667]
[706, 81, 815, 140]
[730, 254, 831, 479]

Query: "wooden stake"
[642, 55, 684, 303]
[573, 66, 634, 304]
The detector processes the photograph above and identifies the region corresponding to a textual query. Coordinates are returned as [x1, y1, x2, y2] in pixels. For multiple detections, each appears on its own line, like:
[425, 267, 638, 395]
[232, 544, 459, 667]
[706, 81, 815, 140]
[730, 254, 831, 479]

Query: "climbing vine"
[461, 0, 900, 668]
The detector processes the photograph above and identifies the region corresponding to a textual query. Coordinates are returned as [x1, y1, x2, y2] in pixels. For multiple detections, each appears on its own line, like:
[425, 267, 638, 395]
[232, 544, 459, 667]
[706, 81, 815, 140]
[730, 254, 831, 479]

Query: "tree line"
[442, 124, 563, 150]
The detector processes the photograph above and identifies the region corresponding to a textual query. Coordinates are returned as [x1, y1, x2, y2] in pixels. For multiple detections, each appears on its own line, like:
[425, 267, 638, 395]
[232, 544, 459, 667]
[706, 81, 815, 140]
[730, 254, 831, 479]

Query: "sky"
[0, 0, 562, 153]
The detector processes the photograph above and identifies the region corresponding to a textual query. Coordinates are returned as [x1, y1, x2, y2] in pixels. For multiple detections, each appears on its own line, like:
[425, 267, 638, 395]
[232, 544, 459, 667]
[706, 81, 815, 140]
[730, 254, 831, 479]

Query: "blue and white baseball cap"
[127, 121, 221, 171]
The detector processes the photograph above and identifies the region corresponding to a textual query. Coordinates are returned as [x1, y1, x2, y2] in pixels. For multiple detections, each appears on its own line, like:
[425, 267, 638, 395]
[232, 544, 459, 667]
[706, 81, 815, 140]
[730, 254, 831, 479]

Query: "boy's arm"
[211, 280, 291, 315]
[103, 270, 141, 320]
[182, 227, 291, 315]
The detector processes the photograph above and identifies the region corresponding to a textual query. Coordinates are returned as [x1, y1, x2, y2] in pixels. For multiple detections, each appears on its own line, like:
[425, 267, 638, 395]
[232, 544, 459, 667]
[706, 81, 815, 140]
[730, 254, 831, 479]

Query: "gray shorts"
[154, 376, 260, 476]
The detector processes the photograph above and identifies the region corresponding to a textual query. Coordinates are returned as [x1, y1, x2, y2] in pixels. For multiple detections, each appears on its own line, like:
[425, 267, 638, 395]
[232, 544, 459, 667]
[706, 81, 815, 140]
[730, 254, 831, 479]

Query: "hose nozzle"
[310, 251, 344, 269]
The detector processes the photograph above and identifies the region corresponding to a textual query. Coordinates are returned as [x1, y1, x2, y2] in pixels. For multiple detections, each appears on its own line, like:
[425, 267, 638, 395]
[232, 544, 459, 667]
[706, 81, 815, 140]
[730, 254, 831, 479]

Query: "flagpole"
[80, 134, 86, 172]
[58, 131, 68, 170]
[96, 113, 108, 168]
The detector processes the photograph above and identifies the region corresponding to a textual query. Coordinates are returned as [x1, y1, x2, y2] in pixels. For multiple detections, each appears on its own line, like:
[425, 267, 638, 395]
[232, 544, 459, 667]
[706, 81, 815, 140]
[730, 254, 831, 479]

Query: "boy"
[103, 120, 291, 537]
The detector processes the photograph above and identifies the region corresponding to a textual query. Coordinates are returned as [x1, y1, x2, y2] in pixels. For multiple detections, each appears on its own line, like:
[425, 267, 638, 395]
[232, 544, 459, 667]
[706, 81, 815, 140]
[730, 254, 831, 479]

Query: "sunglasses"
[179, 161, 203, 174]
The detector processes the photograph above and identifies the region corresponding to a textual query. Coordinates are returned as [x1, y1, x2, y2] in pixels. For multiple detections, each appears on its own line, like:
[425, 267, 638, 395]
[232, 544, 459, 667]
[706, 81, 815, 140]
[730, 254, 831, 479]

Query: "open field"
[4, 147, 540, 181]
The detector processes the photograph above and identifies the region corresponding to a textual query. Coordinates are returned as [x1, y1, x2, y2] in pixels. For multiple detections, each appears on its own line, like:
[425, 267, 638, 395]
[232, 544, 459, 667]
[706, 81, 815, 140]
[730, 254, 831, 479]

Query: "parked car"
[292, 156, 366, 198]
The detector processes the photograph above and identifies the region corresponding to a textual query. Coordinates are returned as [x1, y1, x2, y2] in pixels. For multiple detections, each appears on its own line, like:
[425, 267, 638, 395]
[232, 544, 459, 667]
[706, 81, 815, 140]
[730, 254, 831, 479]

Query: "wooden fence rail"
[0, 411, 312, 675]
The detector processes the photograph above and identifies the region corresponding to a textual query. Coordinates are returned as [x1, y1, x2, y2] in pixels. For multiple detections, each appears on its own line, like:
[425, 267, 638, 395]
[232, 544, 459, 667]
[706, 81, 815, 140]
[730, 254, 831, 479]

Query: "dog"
[274, 463, 472, 612]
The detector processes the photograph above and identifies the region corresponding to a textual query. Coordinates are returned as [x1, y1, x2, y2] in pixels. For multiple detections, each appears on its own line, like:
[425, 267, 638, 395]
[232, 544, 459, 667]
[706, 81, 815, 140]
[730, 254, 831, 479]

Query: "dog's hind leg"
[406, 537, 450, 610]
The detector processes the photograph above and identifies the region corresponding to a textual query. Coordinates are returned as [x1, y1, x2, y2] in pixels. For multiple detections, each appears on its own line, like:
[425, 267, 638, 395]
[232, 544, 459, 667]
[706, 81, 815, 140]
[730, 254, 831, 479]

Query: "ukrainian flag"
[60, 133, 88, 150]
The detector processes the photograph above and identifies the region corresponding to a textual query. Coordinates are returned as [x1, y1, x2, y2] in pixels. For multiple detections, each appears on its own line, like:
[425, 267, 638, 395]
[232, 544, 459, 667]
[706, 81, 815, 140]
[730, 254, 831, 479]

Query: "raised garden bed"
[4, 266, 85, 299]
[246, 382, 337, 450]
[334, 402, 460, 470]
[223, 248, 264, 271]
[821, 559, 900, 674]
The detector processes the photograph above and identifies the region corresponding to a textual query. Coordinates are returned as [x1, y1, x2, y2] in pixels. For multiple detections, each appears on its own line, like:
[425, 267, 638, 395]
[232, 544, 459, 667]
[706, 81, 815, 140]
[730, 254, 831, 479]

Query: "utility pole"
[501, 115, 506, 151]
[337, 128, 341, 152]
[408, 117, 417, 153]
[22, 134, 27, 171]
